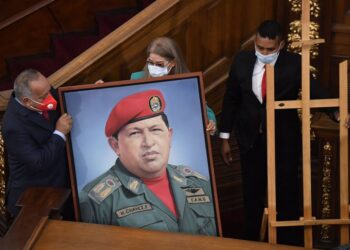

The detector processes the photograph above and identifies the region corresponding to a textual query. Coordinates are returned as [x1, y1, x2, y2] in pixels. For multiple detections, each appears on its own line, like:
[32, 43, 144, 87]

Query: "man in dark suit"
[2, 69, 73, 217]
[219, 20, 335, 244]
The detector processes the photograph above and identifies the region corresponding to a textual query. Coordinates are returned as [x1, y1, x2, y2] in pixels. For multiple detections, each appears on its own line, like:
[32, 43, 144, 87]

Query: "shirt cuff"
[219, 132, 230, 139]
[54, 130, 66, 141]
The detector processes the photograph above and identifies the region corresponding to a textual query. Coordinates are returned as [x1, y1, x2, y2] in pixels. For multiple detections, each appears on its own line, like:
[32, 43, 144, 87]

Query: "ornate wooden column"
[312, 113, 341, 248]
[0, 130, 8, 237]
[0, 131, 6, 216]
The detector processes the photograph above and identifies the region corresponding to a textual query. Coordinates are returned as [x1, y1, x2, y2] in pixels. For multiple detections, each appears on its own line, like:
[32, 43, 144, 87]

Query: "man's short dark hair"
[113, 113, 170, 139]
[257, 20, 283, 40]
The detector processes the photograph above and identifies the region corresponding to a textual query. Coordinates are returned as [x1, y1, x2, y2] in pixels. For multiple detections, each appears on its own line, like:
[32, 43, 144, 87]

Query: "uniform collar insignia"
[167, 165, 188, 187]
[114, 159, 144, 194]
[173, 175, 184, 183]
[127, 178, 140, 193]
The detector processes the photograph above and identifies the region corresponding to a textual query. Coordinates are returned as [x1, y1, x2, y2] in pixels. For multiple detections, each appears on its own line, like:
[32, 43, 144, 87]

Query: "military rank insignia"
[177, 165, 208, 181]
[88, 175, 121, 204]
[149, 95, 162, 112]
[183, 187, 205, 196]
[127, 178, 140, 192]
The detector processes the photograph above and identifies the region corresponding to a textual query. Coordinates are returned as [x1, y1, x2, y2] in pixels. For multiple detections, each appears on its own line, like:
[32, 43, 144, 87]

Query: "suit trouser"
[240, 132, 302, 244]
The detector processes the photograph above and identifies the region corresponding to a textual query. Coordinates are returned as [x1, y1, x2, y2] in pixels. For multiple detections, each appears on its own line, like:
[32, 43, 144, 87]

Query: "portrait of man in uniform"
[59, 73, 220, 236]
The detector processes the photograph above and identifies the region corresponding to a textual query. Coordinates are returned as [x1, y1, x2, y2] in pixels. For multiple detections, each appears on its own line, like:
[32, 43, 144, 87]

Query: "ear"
[168, 60, 176, 70]
[168, 128, 173, 147]
[168, 127, 173, 137]
[108, 137, 120, 155]
[279, 40, 286, 50]
[21, 97, 32, 108]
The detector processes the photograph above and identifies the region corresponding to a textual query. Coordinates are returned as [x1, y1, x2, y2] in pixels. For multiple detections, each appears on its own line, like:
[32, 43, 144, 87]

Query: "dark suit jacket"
[2, 88, 69, 216]
[220, 50, 328, 153]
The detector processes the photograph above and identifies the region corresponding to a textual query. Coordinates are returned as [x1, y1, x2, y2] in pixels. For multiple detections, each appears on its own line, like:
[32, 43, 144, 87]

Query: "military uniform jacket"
[79, 159, 217, 236]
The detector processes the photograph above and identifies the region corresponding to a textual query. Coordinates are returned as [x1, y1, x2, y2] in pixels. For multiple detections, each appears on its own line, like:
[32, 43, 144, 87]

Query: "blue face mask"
[255, 47, 280, 64]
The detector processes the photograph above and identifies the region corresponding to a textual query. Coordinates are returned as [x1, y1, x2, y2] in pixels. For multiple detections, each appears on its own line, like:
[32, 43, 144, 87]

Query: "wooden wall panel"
[49, 0, 138, 33]
[317, 0, 350, 96]
[0, 0, 141, 78]
[333, 0, 350, 23]
[0, 0, 41, 22]
[210, 136, 244, 238]
[0, 9, 61, 76]
[60, 0, 280, 95]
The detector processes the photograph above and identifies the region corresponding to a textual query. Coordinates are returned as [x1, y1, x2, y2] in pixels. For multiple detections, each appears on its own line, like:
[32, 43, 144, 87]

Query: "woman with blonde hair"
[131, 37, 217, 133]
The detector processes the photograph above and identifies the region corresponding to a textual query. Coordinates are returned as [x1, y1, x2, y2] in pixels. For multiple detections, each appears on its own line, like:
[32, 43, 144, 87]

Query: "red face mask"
[30, 93, 57, 111]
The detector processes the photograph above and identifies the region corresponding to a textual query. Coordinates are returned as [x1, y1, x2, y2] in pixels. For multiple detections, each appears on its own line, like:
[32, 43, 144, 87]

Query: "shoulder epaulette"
[88, 174, 121, 204]
[173, 165, 208, 181]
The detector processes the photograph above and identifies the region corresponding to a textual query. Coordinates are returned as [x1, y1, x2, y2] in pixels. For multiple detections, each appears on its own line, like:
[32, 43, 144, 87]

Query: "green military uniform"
[79, 159, 217, 236]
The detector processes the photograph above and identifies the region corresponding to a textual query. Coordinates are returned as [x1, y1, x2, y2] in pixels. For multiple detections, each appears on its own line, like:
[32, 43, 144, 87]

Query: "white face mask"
[148, 64, 171, 77]
[255, 46, 280, 64]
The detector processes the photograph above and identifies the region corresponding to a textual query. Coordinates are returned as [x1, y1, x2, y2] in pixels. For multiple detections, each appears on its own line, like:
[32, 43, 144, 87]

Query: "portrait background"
[62, 76, 211, 192]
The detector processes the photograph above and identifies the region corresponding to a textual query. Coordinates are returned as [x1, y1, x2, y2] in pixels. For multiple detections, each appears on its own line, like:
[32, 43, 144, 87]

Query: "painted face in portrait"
[109, 115, 173, 179]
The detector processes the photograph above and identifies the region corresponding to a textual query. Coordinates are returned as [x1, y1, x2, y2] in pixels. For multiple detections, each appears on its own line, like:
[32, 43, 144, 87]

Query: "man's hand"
[334, 111, 350, 128]
[94, 79, 104, 84]
[56, 113, 73, 135]
[221, 139, 233, 166]
[344, 114, 350, 128]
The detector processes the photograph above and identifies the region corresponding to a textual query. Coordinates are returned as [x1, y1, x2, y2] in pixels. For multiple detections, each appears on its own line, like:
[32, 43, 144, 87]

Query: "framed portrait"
[59, 72, 222, 236]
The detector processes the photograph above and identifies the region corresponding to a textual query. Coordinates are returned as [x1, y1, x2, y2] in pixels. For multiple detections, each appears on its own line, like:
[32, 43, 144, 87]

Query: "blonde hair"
[143, 37, 189, 78]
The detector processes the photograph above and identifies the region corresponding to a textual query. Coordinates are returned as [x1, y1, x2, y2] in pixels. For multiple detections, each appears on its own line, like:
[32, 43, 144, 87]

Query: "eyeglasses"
[146, 60, 169, 68]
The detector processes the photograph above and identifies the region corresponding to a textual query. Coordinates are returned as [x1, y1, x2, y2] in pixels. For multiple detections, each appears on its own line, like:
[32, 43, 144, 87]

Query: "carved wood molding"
[203, 57, 231, 94]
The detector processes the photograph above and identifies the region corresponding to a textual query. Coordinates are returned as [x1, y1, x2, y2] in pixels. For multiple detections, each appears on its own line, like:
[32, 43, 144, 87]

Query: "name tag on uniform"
[187, 195, 210, 204]
[116, 203, 152, 218]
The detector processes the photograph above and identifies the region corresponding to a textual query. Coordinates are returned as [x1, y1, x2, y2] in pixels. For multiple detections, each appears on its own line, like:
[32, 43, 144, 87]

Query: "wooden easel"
[265, 0, 349, 248]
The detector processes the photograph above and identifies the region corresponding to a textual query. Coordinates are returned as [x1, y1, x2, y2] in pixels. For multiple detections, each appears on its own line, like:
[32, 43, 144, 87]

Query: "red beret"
[105, 89, 166, 137]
